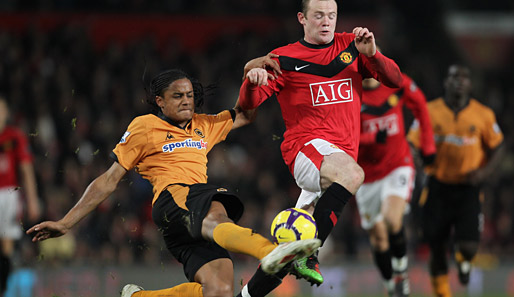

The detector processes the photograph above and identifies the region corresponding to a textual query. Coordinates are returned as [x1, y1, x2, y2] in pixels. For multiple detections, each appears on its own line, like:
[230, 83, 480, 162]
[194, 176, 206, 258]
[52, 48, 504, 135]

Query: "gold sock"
[213, 222, 275, 259]
[431, 274, 452, 297]
[133, 282, 203, 297]
[455, 251, 464, 263]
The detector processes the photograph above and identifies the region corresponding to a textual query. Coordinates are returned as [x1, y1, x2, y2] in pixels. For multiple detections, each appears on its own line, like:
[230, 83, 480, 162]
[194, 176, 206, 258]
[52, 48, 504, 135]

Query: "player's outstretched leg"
[291, 182, 353, 285]
[121, 283, 203, 297]
[236, 265, 289, 297]
[290, 250, 323, 286]
[261, 239, 321, 274]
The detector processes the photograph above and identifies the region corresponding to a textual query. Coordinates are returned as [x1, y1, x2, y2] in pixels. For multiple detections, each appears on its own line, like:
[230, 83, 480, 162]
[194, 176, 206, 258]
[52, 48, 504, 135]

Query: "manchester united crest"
[339, 52, 352, 64]
[388, 94, 399, 107]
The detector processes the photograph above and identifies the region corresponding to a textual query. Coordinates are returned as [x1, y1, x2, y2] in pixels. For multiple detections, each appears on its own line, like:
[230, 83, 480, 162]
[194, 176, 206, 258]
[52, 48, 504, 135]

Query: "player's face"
[298, 0, 337, 45]
[445, 65, 472, 99]
[156, 78, 194, 127]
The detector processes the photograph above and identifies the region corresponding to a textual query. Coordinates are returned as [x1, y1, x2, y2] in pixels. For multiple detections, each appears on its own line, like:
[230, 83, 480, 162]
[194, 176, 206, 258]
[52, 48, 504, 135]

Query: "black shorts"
[152, 183, 244, 281]
[422, 177, 482, 243]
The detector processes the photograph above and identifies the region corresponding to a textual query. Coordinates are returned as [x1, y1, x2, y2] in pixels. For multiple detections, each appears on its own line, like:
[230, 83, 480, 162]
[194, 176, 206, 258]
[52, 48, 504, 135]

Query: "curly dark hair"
[145, 69, 205, 113]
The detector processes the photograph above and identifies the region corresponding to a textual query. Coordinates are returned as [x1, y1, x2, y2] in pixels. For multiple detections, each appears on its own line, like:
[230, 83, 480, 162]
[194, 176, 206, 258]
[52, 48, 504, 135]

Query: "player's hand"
[352, 27, 376, 57]
[421, 153, 436, 166]
[246, 68, 270, 86]
[467, 169, 487, 186]
[26, 221, 69, 242]
[243, 53, 282, 81]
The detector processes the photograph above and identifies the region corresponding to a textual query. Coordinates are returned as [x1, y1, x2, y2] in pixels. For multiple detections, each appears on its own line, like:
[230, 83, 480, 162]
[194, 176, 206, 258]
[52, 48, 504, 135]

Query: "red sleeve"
[402, 75, 436, 156]
[239, 70, 283, 110]
[360, 51, 403, 88]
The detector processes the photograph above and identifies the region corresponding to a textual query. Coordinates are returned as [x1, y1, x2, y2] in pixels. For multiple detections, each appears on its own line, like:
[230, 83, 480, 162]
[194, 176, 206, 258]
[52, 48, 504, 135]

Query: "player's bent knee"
[202, 281, 233, 297]
[344, 163, 365, 193]
[369, 223, 389, 251]
[384, 215, 403, 233]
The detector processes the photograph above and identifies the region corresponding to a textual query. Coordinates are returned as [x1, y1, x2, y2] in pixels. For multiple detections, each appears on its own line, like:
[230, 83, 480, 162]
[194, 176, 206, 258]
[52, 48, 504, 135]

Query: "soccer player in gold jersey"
[27, 63, 320, 297]
[409, 65, 504, 297]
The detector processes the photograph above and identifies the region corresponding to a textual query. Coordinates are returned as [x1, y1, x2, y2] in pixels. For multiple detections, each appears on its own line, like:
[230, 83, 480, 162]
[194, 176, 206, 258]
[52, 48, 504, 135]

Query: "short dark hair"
[146, 69, 204, 112]
[301, 0, 310, 14]
[301, 0, 337, 15]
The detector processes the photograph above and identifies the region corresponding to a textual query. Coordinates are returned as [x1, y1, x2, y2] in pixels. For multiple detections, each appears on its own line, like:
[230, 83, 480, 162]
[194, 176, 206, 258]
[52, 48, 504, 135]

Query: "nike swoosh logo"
[295, 64, 310, 71]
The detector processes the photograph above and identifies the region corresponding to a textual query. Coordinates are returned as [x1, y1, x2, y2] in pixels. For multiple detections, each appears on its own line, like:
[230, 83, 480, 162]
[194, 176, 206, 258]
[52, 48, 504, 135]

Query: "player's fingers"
[267, 52, 279, 58]
[363, 30, 374, 39]
[247, 71, 257, 84]
[352, 27, 362, 35]
[259, 73, 268, 86]
[32, 231, 44, 242]
[26, 225, 37, 234]
[267, 73, 275, 81]
[267, 59, 282, 77]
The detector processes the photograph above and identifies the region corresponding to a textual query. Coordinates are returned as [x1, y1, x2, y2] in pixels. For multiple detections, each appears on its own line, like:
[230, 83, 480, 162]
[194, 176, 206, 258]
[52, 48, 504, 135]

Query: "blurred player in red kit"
[236, 0, 403, 295]
[356, 68, 435, 296]
[0, 96, 40, 296]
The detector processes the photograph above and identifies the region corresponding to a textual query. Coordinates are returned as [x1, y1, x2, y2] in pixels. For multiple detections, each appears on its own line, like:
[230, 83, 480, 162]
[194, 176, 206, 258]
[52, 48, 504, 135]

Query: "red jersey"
[0, 126, 33, 189]
[239, 33, 402, 172]
[358, 74, 435, 182]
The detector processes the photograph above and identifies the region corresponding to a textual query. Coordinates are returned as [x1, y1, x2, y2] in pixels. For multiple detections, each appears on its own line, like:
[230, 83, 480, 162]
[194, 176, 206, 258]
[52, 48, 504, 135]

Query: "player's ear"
[155, 96, 164, 108]
[297, 12, 306, 25]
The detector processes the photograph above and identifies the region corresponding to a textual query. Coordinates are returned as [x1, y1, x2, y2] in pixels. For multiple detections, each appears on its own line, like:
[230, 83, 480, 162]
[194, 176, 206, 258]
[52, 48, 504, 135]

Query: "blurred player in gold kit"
[409, 65, 504, 297]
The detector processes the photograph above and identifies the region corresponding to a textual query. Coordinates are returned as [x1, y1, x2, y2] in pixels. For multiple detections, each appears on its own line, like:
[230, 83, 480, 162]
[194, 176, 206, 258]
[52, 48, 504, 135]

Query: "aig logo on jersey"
[362, 114, 400, 136]
[310, 78, 353, 106]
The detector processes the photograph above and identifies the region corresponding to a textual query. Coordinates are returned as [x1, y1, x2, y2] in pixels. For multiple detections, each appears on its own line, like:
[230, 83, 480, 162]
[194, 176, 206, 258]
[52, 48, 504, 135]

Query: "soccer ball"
[271, 208, 317, 244]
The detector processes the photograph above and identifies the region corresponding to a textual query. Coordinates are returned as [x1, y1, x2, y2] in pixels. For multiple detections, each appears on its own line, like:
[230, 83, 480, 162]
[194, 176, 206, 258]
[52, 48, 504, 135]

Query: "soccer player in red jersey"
[356, 72, 436, 296]
[0, 96, 41, 295]
[237, 0, 403, 294]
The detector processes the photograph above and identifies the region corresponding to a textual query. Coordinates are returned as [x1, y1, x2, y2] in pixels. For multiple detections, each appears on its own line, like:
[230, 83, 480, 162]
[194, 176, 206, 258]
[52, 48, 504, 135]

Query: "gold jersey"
[408, 98, 503, 184]
[112, 110, 234, 204]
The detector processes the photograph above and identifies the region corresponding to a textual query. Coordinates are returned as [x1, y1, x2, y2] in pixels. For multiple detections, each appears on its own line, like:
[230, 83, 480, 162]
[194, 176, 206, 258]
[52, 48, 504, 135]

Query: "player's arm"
[231, 98, 257, 130]
[239, 68, 277, 110]
[353, 27, 402, 88]
[19, 161, 41, 223]
[467, 142, 505, 185]
[242, 52, 282, 82]
[27, 162, 127, 242]
[467, 111, 505, 185]
[403, 78, 436, 163]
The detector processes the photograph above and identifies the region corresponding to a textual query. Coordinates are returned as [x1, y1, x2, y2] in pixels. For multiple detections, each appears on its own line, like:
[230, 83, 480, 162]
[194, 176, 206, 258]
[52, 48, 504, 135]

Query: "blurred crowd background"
[1, 0, 513, 274]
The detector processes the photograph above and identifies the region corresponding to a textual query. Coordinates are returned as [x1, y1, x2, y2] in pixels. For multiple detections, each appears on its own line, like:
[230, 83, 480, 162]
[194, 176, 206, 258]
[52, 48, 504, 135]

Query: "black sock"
[236, 265, 289, 297]
[389, 227, 407, 258]
[373, 249, 393, 280]
[313, 182, 352, 244]
[0, 253, 11, 294]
